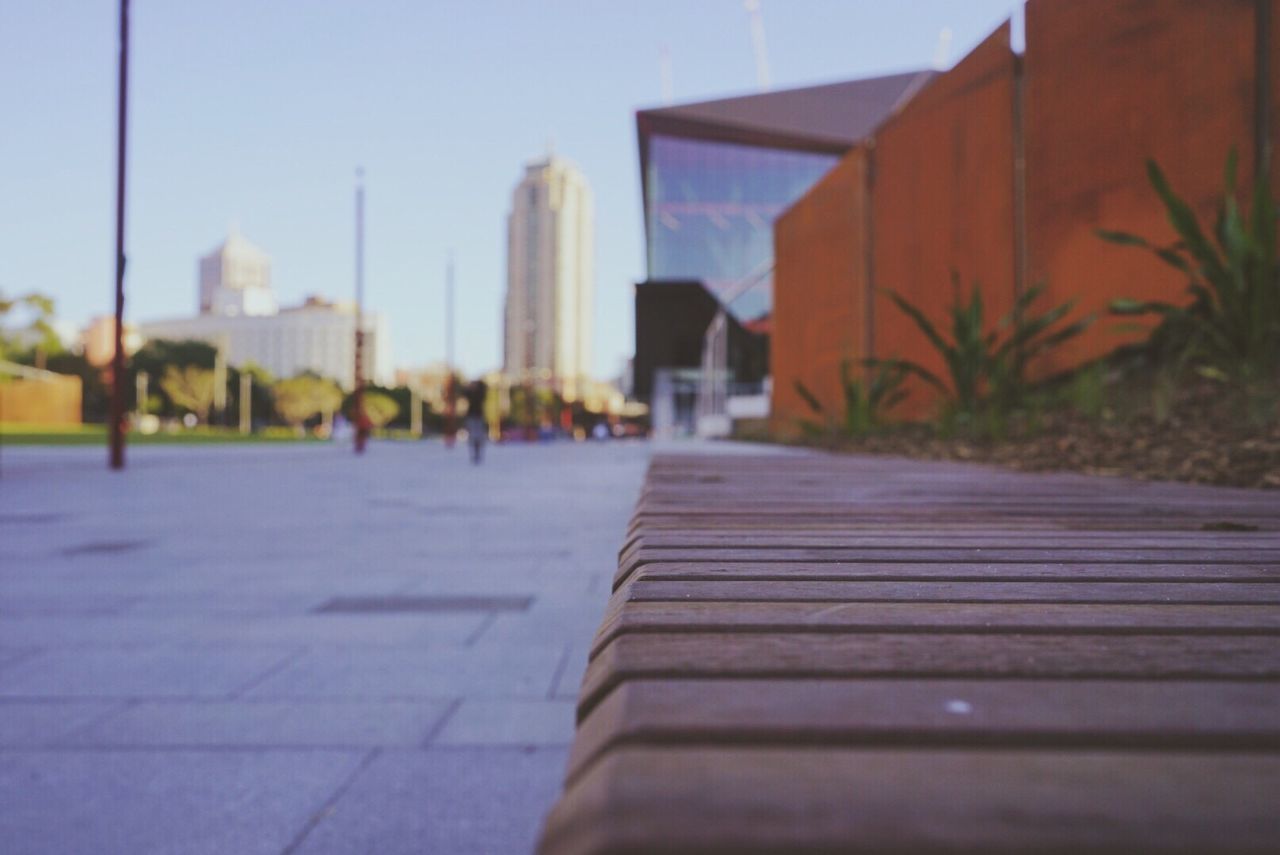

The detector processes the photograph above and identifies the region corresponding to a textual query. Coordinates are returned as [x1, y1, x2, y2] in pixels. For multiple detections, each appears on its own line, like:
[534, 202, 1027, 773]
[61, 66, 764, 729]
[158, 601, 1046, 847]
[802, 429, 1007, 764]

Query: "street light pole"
[108, 0, 130, 470]
[353, 167, 368, 454]
[443, 251, 457, 447]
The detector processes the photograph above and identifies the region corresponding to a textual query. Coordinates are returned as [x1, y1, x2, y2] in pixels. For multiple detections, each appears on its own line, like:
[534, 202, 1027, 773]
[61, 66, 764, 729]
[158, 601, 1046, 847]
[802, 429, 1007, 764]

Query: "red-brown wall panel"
[771, 149, 871, 433]
[870, 23, 1019, 417]
[1025, 0, 1259, 372]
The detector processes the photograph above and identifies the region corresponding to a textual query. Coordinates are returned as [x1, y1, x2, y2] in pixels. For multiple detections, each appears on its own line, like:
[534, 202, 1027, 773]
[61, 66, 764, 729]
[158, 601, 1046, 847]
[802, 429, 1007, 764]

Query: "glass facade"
[645, 134, 837, 319]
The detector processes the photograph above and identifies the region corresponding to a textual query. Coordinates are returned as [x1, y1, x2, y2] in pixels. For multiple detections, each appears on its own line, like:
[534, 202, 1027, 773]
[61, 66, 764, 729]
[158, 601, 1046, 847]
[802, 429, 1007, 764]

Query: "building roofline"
[635, 69, 934, 258]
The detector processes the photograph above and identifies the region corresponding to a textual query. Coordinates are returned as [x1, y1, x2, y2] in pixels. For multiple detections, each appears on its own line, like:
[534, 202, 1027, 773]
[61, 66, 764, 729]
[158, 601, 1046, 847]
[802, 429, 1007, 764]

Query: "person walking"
[463, 378, 489, 464]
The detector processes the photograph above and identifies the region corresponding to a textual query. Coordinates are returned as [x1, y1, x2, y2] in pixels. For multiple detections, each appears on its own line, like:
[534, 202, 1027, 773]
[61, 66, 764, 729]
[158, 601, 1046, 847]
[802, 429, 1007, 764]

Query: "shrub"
[273, 374, 342, 430]
[1098, 150, 1279, 386]
[793, 360, 908, 438]
[871, 274, 1091, 435]
[361, 391, 400, 428]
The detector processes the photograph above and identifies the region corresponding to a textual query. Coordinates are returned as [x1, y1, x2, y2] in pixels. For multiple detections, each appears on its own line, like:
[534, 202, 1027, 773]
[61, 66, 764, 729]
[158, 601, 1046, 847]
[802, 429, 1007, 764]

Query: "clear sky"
[1, 0, 1022, 379]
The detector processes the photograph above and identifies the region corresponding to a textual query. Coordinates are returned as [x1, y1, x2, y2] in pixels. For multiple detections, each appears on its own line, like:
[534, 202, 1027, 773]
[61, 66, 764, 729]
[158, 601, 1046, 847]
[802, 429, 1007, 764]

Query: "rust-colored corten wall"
[771, 149, 871, 432]
[772, 2, 1277, 430]
[870, 24, 1019, 417]
[1025, 0, 1263, 372]
[1273, 0, 1279, 180]
[0, 375, 83, 425]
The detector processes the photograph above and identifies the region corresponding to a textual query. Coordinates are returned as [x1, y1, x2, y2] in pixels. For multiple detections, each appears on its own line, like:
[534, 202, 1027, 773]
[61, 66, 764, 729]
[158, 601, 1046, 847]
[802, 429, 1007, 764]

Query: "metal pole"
[353, 167, 368, 454]
[446, 251, 455, 371]
[109, 0, 129, 470]
[443, 253, 457, 447]
[239, 371, 251, 434]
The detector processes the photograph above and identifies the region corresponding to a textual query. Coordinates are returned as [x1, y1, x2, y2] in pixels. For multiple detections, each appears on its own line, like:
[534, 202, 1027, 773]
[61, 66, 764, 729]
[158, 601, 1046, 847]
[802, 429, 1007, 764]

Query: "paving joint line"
[465, 613, 498, 646]
[420, 698, 464, 747]
[227, 645, 311, 699]
[279, 747, 381, 855]
[547, 644, 575, 700]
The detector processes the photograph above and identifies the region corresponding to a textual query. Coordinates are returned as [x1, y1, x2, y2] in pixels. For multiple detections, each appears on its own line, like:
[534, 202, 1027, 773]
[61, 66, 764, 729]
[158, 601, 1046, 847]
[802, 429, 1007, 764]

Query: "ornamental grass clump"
[794, 359, 909, 438]
[1099, 150, 1279, 390]
[870, 274, 1092, 437]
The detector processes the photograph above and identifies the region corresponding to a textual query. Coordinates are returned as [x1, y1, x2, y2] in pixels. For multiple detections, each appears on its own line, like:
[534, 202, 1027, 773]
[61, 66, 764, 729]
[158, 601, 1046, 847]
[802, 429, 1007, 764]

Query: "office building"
[138, 297, 390, 389]
[198, 226, 277, 317]
[503, 154, 594, 401]
[135, 230, 392, 388]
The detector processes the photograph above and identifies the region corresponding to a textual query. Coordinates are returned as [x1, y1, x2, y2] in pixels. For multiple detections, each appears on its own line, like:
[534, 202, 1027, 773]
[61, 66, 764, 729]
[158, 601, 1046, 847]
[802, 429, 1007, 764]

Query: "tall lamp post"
[108, 0, 130, 470]
[443, 252, 457, 447]
[353, 168, 369, 454]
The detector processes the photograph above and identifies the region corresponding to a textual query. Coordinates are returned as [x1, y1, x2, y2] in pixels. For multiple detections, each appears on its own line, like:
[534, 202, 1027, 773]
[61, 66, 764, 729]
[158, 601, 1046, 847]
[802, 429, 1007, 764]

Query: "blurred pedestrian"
[463, 379, 489, 464]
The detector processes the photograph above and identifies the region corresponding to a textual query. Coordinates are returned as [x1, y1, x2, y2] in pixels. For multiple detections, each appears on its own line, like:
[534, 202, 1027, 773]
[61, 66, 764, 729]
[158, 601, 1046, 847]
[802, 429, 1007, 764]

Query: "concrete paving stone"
[0, 647, 38, 671]
[0, 645, 302, 698]
[0, 613, 484, 646]
[114, 568, 428, 597]
[247, 643, 567, 700]
[0, 593, 138, 617]
[187, 613, 488, 645]
[404, 569, 586, 596]
[67, 699, 455, 748]
[476, 608, 604, 645]
[434, 699, 577, 747]
[291, 747, 569, 855]
[0, 749, 364, 855]
[0, 440, 656, 851]
[551, 644, 593, 700]
[0, 701, 124, 745]
[121, 592, 335, 617]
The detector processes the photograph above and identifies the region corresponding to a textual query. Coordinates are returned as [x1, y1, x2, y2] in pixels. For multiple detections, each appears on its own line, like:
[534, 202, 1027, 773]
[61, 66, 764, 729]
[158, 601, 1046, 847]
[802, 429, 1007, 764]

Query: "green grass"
[0, 423, 322, 446]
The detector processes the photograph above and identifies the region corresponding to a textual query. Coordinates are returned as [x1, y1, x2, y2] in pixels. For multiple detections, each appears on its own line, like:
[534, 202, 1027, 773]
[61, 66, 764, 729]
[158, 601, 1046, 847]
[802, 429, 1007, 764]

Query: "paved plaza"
[0, 439, 653, 854]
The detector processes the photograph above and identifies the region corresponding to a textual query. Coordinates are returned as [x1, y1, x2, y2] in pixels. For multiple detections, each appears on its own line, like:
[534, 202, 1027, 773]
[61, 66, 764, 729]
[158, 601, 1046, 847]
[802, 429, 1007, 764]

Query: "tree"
[361, 391, 400, 428]
[0, 291, 60, 366]
[342, 384, 413, 429]
[273, 374, 343, 431]
[128, 339, 217, 418]
[227, 362, 275, 429]
[160, 365, 215, 422]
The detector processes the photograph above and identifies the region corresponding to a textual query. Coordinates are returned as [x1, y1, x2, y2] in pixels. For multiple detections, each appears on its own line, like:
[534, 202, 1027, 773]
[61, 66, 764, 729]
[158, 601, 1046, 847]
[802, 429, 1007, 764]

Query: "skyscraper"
[198, 225, 277, 317]
[503, 153, 593, 401]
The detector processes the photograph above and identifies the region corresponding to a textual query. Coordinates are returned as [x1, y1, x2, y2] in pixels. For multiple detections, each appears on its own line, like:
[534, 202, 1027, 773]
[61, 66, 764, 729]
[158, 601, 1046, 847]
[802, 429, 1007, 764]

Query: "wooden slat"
[539, 452, 1280, 854]
[626, 532, 1280, 549]
[566, 678, 1280, 783]
[577, 632, 1280, 719]
[540, 747, 1280, 855]
[591, 601, 1280, 658]
[620, 578, 1280, 604]
[629, 560, 1280, 582]
[615, 547, 1280, 587]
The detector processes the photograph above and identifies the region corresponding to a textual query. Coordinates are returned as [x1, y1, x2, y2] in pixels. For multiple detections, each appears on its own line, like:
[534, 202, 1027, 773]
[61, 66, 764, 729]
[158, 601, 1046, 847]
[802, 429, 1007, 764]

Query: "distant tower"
[503, 153, 594, 400]
[198, 225, 277, 316]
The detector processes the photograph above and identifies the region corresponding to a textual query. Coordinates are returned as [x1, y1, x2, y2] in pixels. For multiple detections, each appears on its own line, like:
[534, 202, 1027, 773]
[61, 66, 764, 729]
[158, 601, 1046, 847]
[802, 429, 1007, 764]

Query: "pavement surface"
[0, 438, 653, 854]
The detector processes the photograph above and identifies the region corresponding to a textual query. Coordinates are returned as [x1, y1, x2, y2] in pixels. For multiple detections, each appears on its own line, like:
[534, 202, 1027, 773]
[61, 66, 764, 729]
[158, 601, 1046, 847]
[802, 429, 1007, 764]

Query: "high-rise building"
[198, 226, 277, 317]
[503, 154, 594, 401]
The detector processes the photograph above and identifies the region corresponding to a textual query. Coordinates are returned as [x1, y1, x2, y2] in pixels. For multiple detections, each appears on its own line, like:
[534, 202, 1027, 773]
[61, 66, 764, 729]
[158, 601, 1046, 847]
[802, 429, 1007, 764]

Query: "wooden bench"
[538, 452, 1280, 854]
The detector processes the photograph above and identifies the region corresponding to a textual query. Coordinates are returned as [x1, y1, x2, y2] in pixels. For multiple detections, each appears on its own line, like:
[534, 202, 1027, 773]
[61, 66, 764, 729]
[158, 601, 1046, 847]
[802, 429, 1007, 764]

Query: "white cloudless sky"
[0, 0, 1022, 379]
